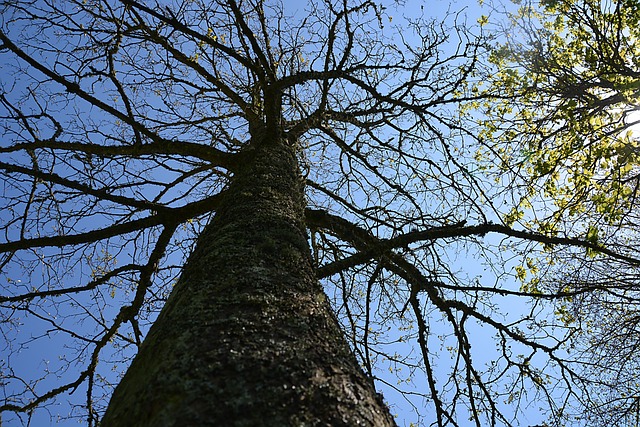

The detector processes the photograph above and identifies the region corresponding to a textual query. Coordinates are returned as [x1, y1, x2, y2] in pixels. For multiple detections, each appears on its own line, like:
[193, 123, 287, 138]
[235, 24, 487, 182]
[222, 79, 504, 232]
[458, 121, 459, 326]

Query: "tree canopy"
[475, 0, 640, 423]
[1, 0, 639, 426]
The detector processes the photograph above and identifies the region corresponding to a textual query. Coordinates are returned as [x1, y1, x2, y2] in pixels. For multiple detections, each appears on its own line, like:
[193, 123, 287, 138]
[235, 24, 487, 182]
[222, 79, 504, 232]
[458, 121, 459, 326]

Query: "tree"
[1, 0, 639, 426]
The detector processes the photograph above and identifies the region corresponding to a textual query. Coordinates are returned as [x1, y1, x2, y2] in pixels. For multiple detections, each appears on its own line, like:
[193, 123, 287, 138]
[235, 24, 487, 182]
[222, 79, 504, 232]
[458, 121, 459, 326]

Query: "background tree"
[475, 0, 640, 424]
[1, 0, 639, 426]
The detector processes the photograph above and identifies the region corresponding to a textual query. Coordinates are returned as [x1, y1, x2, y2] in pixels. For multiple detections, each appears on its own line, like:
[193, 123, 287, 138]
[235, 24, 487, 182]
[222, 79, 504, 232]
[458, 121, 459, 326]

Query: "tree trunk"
[101, 135, 396, 426]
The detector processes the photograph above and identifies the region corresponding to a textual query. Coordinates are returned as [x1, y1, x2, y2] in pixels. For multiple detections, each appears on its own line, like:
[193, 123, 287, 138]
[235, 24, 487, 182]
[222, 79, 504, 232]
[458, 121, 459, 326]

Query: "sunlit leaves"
[474, 0, 640, 238]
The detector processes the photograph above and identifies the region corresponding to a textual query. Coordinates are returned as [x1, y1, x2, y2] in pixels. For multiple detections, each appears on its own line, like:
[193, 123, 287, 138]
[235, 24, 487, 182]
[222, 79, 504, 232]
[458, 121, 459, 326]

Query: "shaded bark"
[101, 134, 396, 426]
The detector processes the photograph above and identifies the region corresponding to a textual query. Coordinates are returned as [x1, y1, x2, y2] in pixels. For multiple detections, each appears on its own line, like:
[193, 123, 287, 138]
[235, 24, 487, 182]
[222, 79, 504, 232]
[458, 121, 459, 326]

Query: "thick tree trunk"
[101, 136, 396, 426]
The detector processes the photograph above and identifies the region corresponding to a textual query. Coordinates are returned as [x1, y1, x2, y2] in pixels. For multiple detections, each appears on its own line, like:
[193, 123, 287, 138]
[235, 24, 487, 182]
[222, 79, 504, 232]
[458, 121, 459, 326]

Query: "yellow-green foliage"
[473, 0, 640, 239]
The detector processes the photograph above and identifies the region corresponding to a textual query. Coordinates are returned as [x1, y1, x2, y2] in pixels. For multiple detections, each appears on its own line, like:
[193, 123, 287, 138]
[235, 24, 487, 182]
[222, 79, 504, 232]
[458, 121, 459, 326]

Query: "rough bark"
[101, 134, 396, 426]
